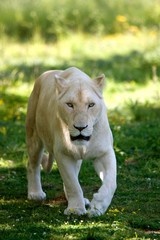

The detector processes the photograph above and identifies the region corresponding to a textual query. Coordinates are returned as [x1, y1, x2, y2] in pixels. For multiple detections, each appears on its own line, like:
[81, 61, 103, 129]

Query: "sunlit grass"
[0, 158, 15, 168]
[3, 82, 32, 98]
[105, 80, 160, 109]
[0, 31, 158, 63]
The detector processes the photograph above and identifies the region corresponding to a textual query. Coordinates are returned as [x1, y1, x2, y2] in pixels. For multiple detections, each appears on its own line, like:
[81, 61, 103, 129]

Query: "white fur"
[26, 67, 117, 216]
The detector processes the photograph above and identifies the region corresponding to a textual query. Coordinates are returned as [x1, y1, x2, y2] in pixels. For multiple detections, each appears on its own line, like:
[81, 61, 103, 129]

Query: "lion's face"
[55, 69, 105, 145]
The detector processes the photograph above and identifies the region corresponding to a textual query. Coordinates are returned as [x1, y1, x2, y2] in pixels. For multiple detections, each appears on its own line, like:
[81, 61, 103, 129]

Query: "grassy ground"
[0, 32, 160, 239]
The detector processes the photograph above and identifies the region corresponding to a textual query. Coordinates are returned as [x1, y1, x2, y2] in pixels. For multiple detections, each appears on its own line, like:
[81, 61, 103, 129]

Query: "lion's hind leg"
[41, 153, 54, 173]
[27, 131, 46, 201]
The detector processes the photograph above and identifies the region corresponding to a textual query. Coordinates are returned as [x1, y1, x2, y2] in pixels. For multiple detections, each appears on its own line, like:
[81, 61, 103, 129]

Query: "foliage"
[0, 0, 160, 41]
[0, 33, 160, 239]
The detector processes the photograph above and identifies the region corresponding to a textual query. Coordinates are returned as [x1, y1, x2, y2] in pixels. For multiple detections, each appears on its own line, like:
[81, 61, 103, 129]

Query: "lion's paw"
[87, 207, 103, 217]
[64, 207, 86, 216]
[87, 200, 105, 217]
[28, 191, 46, 201]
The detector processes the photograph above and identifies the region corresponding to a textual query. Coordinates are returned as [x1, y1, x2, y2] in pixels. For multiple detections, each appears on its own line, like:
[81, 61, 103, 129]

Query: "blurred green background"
[0, 0, 160, 41]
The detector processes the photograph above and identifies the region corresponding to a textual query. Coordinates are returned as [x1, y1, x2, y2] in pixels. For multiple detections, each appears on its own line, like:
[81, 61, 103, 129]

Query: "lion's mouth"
[70, 134, 91, 141]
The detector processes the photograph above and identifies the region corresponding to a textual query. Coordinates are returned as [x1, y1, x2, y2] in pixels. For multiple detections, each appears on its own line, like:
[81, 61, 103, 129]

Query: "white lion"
[26, 67, 117, 216]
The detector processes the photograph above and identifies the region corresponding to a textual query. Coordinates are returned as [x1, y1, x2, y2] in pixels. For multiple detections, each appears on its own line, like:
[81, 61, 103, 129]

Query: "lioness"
[26, 67, 117, 216]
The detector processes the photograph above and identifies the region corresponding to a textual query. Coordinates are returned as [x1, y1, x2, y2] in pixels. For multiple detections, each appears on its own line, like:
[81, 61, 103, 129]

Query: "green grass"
[0, 33, 160, 239]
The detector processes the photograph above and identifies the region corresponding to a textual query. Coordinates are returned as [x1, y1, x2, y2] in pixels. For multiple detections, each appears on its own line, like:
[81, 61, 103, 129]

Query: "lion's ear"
[55, 74, 68, 94]
[94, 74, 105, 91]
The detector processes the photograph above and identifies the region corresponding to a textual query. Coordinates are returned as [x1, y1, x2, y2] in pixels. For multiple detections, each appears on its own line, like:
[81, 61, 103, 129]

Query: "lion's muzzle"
[70, 134, 91, 141]
[70, 124, 91, 142]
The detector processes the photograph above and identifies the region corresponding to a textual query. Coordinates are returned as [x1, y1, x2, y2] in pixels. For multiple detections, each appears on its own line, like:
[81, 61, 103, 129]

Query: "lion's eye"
[66, 103, 74, 108]
[88, 103, 95, 108]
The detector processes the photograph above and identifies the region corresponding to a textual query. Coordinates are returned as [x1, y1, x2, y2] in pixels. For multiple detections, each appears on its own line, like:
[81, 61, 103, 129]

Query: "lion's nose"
[74, 125, 88, 132]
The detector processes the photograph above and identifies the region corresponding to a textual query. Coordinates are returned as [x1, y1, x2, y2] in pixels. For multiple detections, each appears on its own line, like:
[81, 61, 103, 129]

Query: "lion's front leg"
[89, 149, 117, 217]
[63, 160, 90, 209]
[56, 156, 86, 215]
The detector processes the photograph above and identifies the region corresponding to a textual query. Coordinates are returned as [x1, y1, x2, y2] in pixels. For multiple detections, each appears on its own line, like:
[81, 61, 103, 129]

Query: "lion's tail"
[41, 153, 54, 173]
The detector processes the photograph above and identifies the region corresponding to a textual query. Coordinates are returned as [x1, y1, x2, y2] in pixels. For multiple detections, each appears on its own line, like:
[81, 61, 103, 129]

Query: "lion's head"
[55, 67, 105, 145]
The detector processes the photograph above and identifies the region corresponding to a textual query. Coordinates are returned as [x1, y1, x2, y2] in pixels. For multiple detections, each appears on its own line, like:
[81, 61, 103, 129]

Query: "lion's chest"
[62, 140, 106, 161]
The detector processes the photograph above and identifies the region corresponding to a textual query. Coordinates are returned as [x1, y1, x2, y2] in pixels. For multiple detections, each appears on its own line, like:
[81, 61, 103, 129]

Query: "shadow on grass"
[82, 51, 156, 83]
[0, 92, 27, 164]
[1, 50, 159, 84]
